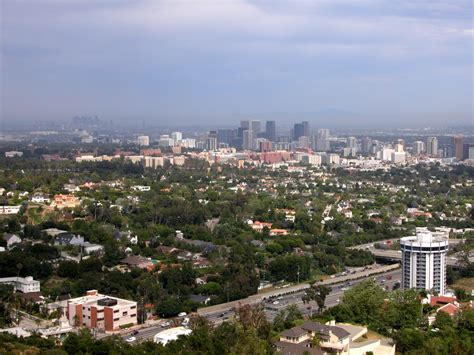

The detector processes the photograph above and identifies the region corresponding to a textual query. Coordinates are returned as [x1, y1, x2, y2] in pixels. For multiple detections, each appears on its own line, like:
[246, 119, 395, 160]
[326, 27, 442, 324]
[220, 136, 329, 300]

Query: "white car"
[126, 336, 136, 343]
[181, 318, 190, 326]
[178, 312, 187, 317]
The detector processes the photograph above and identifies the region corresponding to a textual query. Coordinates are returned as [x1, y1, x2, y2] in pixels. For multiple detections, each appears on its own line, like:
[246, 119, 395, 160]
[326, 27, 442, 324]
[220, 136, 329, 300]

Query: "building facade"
[426, 137, 438, 157]
[67, 290, 138, 331]
[401, 232, 448, 295]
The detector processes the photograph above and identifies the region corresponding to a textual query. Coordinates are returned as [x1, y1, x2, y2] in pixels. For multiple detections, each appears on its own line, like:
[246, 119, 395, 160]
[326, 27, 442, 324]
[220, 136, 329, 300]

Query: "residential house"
[51, 194, 80, 209]
[120, 255, 156, 271]
[30, 193, 51, 204]
[3, 233, 21, 250]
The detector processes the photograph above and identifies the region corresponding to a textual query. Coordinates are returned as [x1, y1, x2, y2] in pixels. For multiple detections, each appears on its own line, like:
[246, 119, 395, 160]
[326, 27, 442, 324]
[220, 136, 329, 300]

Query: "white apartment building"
[67, 290, 137, 331]
[0, 276, 41, 293]
[137, 135, 150, 146]
[401, 232, 448, 295]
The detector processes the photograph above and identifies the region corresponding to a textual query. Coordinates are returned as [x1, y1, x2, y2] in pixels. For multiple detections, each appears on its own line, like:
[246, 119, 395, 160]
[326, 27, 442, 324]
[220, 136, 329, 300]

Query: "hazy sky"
[1, 0, 473, 127]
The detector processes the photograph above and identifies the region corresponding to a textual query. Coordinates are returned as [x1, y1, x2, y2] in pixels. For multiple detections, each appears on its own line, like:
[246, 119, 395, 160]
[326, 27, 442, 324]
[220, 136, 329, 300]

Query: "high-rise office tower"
[171, 132, 182, 144]
[266, 121, 276, 142]
[463, 143, 474, 160]
[217, 129, 235, 145]
[293, 121, 309, 141]
[315, 129, 330, 151]
[206, 131, 218, 151]
[302, 121, 310, 138]
[250, 120, 261, 134]
[206, 137, 217, 151]
[240, 120, 250, 130]
[426, 137, 438, 157]
[412, 141, 425, 155]
[401, 232, 448, 295]
[361, 137, 372, 154]
[242, 130, 255, 150]
[346, 136, 357, 148]
[453, 136, 464, 160]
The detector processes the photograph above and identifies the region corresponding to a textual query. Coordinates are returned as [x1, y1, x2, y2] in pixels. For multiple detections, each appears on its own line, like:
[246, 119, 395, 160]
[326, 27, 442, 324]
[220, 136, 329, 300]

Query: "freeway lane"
[124, 268, 402, 343]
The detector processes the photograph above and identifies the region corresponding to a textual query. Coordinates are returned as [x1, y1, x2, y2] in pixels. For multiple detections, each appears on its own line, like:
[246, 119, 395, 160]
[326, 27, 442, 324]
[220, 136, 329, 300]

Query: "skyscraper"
[361, 137, 372, 154]
[412, 141, 425, 155]
[453, 136, 464, 160]
[265, 121, 276, 142]
[242, 130, 255, 150]
[426, 137, 438, 157]
[346, 136, 357, 148]
[171, 132, 182, 144]
[240, 120, 250, 130]
[315, 129, 330, 151]
[206, 131, 218, 151]
[401, 231, 448, 295]
[250, 120, 261, 134]
[217, 129, 235, 145]
[293, 121, 309, 141]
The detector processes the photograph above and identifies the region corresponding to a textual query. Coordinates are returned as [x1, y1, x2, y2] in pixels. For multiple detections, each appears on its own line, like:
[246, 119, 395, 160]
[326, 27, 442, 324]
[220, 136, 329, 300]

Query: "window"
[130, 306, 136, 309]
[114, 309, 119, 313]
[98, 318, 104, 321]
[130, 314, 136, 317]
[123, 311, 128, 316]
[114, 318, 119, 321]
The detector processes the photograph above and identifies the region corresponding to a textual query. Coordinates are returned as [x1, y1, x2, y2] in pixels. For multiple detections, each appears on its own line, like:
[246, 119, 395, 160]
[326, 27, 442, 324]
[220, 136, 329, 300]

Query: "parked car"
[126, 336, 136, 343]
[178, 312, 187, 317]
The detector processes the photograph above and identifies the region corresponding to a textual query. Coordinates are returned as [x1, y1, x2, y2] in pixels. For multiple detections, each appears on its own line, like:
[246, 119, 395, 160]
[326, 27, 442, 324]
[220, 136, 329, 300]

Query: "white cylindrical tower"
[400, 232, 448, 295]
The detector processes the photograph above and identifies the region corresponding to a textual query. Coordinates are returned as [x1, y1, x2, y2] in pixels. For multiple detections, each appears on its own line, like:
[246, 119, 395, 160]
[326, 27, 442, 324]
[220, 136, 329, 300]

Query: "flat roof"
[68, 293, 136, 307]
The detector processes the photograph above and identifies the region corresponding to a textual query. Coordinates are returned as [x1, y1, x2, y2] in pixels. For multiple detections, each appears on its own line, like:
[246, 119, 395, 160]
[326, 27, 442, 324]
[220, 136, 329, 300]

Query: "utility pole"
[297, 265, 300, 284]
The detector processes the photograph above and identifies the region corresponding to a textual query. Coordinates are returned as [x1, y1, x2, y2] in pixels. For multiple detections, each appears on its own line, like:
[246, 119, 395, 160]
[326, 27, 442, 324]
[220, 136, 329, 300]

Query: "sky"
[1, 0, 473, 128]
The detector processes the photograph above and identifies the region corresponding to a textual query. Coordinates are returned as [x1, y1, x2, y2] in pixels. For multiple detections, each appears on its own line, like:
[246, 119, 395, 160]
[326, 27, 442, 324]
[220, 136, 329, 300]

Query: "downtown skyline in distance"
[1, 0, 473, 128]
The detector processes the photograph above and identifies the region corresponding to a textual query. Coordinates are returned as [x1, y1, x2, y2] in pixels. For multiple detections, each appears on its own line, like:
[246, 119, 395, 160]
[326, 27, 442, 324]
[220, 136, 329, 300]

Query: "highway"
[120, 267, 402, 343]
[356, 244, 473, 267]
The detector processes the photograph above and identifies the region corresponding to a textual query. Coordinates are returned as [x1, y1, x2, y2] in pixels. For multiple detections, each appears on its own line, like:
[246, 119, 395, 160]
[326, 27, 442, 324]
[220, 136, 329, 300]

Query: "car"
[219, 313, 225, 317]
[272, 301, 280, 305]
[178, 312, 187, 317]
[131, 330, 139, 335]
[161, 321, 171, 328]
[181, 318, 189, 326]
[126, 336, 136, 343]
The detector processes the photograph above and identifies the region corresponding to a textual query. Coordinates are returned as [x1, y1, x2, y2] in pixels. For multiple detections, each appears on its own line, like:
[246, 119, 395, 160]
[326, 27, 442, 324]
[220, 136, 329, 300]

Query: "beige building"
[67, 290, 137, 331]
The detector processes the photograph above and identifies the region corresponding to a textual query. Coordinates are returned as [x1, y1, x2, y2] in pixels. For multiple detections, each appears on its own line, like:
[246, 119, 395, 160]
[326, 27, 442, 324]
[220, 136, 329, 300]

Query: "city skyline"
[1, 0, 473, 127]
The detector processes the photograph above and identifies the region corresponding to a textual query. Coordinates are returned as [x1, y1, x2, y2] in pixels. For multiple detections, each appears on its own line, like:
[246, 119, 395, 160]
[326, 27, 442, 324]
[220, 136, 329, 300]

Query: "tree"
[433, 311, 453, 331]
[236, 304, 271, 338]
[156, 297, 181, 318]
[302, 284, 332, 314]
[273, 304, 303, 331]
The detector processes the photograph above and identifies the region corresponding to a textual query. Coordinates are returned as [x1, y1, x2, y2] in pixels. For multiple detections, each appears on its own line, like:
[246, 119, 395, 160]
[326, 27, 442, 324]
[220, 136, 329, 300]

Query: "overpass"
[370, 249, 473, 267]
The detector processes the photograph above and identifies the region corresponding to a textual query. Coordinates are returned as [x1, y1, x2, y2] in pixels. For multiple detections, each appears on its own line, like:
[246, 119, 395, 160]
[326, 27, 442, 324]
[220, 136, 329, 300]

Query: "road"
[121, 268, 402, 343]
[358, 246, 473, 267]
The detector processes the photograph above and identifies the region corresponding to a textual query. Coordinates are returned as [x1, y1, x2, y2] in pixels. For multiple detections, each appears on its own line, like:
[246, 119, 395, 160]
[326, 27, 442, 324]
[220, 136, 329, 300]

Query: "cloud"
[1, 0, 472, 124]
